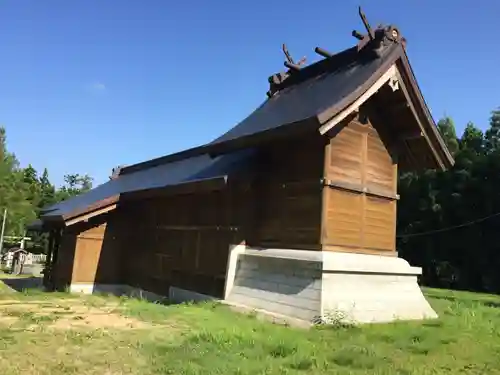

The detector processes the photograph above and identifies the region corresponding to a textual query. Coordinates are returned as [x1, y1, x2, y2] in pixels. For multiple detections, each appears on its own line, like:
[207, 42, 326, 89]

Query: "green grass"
[0, 284, 499, 374]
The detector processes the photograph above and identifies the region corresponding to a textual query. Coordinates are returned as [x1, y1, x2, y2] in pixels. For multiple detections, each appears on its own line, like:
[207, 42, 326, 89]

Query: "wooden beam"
[393, 68, 445, 170]
[319, 65, 398, 135]
[322, 244, 398, 257]
[401, 131, 424, 141]
[65, 204, 117, 227]
[323, 179, 400, 200]
[314, 47, 333, 58]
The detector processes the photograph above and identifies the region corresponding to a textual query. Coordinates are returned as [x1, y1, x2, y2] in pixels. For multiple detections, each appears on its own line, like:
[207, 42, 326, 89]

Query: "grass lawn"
[0, 282, 499, 374]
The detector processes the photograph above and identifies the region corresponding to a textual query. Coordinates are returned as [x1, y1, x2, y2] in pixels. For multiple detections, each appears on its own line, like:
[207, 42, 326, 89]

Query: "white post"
[20, 232, 27, 250]
[0, 209, 6, 254]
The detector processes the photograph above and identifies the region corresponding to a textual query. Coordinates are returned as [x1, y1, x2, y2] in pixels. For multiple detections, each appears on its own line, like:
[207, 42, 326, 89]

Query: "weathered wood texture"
[114, 134, 325, 298]
[117, 184, 247, 298]
[321, 116, 398, 255]
[54, 231, 76, 288]
[53, 122, 398, 297]
[54, 214, 120, 289]
[248, 135, 325, 248]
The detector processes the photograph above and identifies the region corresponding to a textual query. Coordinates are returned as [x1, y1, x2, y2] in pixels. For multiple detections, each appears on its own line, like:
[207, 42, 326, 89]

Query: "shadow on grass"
[1, 276, 43, 292]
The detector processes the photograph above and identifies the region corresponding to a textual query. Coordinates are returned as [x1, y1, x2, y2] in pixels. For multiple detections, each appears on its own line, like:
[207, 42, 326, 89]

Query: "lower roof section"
[40, 148, 255, 225]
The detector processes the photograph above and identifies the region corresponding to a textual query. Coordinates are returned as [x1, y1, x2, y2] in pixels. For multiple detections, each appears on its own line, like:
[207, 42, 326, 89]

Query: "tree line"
[0, 126, 92, 250]
[398, 108, 500, 293]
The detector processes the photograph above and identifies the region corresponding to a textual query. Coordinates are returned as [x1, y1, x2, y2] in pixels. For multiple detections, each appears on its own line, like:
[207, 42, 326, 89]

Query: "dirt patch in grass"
[50, 306, 149, 330]
[0, 299, 153, 330]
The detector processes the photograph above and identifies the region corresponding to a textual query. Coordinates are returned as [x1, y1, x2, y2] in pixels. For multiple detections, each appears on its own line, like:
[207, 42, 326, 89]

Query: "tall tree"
[22, 164, 41, 210]
[484, 108, 500, 153]
[460, 122, 484, 155]
[38, 168, 56, 211]
[398, 106, 500, 292]
[0, 127, 36, 237]
[437, 116, 459, 156]
[56, 173, 93, 202]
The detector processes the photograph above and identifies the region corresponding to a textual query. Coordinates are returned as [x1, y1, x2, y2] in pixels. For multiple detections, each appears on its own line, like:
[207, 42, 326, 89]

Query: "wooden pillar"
[49, 229, 62, 290]
[43, 230, 55, 289]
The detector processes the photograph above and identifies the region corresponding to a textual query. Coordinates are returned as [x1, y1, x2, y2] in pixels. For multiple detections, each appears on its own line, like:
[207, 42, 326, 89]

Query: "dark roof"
[119, 41, 404, 175]
[41, 148, 254, 221]
[210, 44, 399, 145]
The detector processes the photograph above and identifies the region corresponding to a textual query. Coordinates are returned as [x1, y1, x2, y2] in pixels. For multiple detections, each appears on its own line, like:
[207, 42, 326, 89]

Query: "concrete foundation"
[69, 245, 437, 325]
[224, 246, 437, 324]
[69, 283, 214, 304]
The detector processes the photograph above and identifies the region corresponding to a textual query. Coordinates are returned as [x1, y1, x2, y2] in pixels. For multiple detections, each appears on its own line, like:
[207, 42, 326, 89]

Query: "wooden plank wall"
[322, 116, 398, 255]
[54, 231, 77, 288]
[71, 223, 107, 284]
[54, 123, 397, 297]
[116, 134, 326, 298]
[118, 180, 250, 298]
[54, 215, 119, 289]
[249, 135, 325, 249]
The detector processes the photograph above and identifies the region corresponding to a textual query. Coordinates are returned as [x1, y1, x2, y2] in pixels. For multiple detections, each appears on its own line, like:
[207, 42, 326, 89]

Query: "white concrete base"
[69, 283, 98, 294]
[224, 246, 437, 325]
[70, 247, 437, 326]
[69, 283, 214, 305]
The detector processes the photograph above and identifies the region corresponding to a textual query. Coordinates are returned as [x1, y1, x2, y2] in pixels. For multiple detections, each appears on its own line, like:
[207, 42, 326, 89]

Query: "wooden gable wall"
[321, 114, 398, 255]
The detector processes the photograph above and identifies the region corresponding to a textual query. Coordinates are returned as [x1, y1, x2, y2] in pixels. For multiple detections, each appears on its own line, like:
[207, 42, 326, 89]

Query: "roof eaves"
[60, 194, 119, 222]
[40, 194, 120, 226]
[396, 50, 455, 169]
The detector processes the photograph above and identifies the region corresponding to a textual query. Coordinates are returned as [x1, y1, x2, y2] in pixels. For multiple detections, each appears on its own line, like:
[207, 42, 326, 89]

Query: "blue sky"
[1, 0, 498, 187]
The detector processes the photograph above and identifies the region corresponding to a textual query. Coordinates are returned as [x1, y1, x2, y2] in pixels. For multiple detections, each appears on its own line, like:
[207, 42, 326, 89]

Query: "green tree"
[398, 107, 500, 292]
[23, 164, 41, 209]
[485, 108, 500, 153]
[56, 173, 93, 202]
[460, 122, 484, 155]
[38, 168, 56, 210]
[0, 127, 36, 237]
[437, 116, 459, 156]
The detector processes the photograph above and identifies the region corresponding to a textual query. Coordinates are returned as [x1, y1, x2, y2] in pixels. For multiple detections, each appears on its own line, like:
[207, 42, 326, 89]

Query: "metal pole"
[0, 209, 7, 254]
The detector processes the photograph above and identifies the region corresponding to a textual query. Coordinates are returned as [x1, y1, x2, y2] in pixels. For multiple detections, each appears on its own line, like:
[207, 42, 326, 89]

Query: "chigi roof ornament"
[110, 165, 125, 180]
[266, 6, 407, 98]
[266, 44, 307, 98]
[351, 7, 406, 56]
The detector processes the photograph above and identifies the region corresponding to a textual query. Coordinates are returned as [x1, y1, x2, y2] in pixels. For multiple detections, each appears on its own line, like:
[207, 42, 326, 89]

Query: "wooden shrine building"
[31, 9, 453, 324]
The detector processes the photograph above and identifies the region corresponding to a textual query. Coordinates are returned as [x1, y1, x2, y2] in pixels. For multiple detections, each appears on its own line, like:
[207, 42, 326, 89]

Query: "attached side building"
[31, 19, 453, 324]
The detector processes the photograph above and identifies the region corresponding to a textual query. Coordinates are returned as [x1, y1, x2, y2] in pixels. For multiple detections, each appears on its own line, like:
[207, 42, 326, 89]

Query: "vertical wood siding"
[55, 118, 399, 297]
[249, 135, 325, 248]
[114, 134, 325, 298]
[322, 116, 398, 254]
[54, 216, 121, 289]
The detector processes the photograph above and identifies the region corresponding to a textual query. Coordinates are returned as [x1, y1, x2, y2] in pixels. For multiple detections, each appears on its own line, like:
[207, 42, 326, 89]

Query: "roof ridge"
[119, 143, 210, 176]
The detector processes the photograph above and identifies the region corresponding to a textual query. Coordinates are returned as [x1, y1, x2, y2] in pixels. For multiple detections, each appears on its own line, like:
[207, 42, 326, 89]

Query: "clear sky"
[1, 0, 498, 187]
